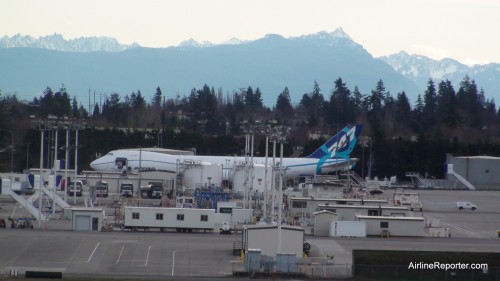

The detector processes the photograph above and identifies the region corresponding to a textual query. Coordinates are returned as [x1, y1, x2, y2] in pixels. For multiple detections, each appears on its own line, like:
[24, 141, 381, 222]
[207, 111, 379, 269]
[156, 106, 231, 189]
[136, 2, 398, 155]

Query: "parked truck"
[120, 182, 134, 197]
[96, 181, 109, 197]
[123, 206, 215, 232]
[140, 183, 163, 199]
[456, 202, 477, 210]
[67, 180, 83, 197]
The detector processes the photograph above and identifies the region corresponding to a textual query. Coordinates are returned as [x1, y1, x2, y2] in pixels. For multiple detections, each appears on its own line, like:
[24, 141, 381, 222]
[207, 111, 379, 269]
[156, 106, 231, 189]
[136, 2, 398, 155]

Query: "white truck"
[119, 182, 134, 197]
[456, 202, 477, 210]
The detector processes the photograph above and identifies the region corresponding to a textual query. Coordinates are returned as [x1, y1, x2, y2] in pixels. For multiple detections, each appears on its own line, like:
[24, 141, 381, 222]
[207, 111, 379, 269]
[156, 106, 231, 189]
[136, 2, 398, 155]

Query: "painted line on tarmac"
[440, 221, 483, 238]
[86, 242, 100, 263]
[142, 245, 151, 266]
[116, 245, 125, 264]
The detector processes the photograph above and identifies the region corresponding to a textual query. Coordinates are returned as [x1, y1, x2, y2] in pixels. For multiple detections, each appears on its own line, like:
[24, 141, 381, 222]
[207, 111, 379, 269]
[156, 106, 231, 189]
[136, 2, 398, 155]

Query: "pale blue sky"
[1, 0, 499, 65]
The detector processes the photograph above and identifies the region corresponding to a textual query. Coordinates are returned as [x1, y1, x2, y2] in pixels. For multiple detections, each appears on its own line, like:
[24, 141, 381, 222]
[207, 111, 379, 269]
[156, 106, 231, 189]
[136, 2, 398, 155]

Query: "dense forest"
[1, 75, 499, 180]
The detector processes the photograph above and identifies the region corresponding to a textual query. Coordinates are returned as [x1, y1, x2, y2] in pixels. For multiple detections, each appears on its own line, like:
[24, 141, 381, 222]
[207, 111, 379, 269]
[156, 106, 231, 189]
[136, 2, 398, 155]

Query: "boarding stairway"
[41, 186, 71, 209]
[6, 189, 47, 221]
[341, 171, 367, 189]
[405, 172, 433, 189]
[447, 164, 476, 190]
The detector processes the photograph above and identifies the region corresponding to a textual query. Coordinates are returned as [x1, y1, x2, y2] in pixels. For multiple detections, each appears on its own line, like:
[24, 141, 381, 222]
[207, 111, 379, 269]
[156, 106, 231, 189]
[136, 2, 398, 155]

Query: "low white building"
[329, 221, 367, 237]
[319, 204, 410, 221]
[313, 210, 338, 237]
[244, 224, 304, 257]
[290, 197, 388, 221]
[71, 208, 105, 231]
[356, 215, 425, 237]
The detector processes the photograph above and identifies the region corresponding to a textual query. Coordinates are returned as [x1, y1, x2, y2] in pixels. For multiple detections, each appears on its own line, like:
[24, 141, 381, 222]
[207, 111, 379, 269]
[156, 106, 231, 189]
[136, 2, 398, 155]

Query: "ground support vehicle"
[120, 182, 134, 197]
[7, 217, 35, 229]
[220, 221, 232, 234]
[67, 181, 83, 197]
[456, 202, 477, 210]
[96, 181, 109, 197]
[123, 206, 215, 232]
[140, 184, 163, 199]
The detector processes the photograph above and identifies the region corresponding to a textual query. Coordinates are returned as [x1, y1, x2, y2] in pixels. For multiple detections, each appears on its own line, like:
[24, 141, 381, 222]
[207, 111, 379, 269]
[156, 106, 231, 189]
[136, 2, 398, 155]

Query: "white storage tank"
[232, 162, 271, 193]
[182, 160, 223, 189]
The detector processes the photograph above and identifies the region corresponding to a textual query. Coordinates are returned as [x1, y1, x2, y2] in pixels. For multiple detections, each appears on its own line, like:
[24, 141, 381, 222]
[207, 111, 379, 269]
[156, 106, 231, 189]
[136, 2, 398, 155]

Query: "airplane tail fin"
[306, 124, 362, 159]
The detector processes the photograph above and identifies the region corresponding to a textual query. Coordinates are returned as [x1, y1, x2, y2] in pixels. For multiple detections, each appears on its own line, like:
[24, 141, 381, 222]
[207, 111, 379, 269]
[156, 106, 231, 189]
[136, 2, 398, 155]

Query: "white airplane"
[89, 124, 363, 179]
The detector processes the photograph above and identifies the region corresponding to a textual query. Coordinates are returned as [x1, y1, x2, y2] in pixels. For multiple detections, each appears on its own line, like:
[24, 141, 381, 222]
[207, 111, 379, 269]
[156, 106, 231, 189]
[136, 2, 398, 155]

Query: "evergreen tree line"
[0, 75, 499, 180]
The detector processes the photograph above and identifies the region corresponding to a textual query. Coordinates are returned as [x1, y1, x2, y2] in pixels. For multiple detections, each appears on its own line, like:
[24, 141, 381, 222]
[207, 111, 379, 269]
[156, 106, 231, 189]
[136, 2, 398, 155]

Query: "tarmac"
[1, 189, 500, 280]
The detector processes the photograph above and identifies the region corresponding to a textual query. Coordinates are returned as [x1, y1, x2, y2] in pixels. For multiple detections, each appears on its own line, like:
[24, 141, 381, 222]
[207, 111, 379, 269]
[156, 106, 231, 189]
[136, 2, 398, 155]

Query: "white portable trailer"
[124, 207, 216, 232]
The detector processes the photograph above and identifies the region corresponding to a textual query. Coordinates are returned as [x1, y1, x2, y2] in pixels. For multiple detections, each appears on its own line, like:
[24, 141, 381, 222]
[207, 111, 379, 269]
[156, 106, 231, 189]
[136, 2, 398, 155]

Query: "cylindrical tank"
[182, 160, 223, 189]
[231, 163, 272, 193]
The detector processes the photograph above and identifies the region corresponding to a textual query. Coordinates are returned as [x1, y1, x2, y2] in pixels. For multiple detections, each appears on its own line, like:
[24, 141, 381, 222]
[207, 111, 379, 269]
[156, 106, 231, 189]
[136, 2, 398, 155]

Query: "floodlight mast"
[275, 125, 289, 255]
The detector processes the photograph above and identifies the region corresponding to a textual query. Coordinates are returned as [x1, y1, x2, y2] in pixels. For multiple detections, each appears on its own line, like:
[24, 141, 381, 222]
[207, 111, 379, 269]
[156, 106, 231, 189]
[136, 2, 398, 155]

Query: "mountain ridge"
[0, 33, 140, 52]
[379, 52, 500, 101]
[1, 29, 498, 106]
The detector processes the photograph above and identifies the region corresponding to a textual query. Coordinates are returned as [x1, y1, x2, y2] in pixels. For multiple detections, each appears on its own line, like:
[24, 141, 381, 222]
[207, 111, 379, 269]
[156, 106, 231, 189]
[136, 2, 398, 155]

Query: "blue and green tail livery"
[306, 123, 362, 174]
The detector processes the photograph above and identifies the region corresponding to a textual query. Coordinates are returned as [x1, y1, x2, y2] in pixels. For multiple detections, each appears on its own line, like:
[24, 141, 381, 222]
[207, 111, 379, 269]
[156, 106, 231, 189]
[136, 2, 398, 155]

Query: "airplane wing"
[320, 158, 359, 173]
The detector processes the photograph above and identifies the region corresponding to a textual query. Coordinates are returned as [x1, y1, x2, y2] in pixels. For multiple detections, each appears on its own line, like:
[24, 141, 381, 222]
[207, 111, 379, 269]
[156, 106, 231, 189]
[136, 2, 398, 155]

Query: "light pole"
[138, 146, 142, 196]
[263, 126, 269, 221]
[30, 118, 47, 229]
[26, 143, 30, 171]
[240, 121, 250, 209]
[275, 125, 290, 255]
[270, 131, 277, 222]
[64, 128, 70, 203]
[39, 129, 44, 228]
[359, 136, 371, 179]
[0, 129, 14, 175]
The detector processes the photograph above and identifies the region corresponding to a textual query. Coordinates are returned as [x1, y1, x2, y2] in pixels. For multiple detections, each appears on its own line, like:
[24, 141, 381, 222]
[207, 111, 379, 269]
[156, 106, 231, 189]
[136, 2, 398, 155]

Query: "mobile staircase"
[446, 164, 476, 190]
[342, 171, 367, 190]
[6, 189, 47, 221]
[41, 186, 71, 209]
[405, 172, 433, 189]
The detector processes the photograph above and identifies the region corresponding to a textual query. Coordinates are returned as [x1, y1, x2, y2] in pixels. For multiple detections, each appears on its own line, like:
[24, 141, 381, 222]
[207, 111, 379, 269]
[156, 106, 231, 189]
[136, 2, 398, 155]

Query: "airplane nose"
[89, 159, 98, 170]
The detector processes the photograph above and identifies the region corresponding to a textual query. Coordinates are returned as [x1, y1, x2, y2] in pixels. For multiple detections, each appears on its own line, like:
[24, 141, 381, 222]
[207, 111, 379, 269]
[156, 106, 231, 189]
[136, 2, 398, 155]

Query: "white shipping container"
[124, 207, 216, 232]
[329, 221, 366, 237]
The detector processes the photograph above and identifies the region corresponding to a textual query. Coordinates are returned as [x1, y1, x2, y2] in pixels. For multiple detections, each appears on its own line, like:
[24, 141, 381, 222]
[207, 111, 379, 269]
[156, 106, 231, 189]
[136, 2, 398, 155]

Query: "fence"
[354, 264, 499, 281]
[232, 257, 353, 279]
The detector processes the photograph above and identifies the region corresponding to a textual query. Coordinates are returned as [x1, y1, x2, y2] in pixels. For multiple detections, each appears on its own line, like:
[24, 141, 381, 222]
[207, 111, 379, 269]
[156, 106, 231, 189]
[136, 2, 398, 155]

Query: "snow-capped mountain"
[220, 37, 245, 45]
[295, 28, 353, 45]
[0, 28, 498, 105]
[0, 33, 139, 52]
[178, 38, 214, 48]
[177, 27, 364, 50]
[379, 51, 468, 82]
[380, 51, 500, 99]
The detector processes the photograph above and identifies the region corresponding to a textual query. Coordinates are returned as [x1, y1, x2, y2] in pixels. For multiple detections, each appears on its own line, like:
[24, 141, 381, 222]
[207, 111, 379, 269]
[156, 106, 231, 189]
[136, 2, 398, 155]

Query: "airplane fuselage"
[90, 150, 356, 179]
